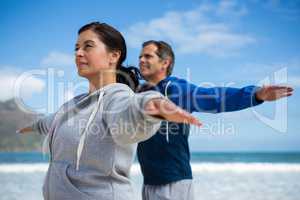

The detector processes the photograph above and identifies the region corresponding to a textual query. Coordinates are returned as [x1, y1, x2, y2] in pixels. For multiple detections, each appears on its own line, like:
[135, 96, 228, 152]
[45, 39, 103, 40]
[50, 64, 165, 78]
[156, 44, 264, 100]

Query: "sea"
[0, 152, 300, 200]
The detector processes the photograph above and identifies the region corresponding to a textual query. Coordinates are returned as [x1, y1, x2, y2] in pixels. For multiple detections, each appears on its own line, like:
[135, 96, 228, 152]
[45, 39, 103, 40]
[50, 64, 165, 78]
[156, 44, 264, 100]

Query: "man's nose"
[139, 56, 146, 63]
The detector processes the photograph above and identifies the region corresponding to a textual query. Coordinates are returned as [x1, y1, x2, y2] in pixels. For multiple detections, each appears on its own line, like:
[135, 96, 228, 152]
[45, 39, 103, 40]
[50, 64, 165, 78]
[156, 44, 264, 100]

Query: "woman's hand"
[144, 98, 202, 127]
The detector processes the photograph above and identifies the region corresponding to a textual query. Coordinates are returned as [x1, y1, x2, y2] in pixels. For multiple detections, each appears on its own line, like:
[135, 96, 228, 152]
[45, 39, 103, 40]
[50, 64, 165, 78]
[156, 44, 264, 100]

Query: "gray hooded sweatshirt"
[31, 83, 162, 200]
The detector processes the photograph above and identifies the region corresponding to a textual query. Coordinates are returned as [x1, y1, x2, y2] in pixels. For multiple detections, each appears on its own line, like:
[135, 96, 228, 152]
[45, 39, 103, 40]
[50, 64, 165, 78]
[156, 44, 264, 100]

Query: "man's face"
[139, 44, 166, 81]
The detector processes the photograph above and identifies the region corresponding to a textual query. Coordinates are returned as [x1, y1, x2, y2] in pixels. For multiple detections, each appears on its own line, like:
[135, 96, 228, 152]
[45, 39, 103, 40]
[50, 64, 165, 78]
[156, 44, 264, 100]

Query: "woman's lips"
[78, 62, 89, 68]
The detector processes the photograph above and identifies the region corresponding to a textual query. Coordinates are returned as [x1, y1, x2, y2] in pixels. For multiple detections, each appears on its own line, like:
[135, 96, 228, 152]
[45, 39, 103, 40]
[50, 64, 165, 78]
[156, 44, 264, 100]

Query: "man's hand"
[144, 98, 202, 127]
[255, 85, 293, 101]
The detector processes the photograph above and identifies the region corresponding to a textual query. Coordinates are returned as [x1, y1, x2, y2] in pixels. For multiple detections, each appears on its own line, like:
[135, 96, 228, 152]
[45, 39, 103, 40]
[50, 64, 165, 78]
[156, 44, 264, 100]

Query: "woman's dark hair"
[78, 22, 140, 91]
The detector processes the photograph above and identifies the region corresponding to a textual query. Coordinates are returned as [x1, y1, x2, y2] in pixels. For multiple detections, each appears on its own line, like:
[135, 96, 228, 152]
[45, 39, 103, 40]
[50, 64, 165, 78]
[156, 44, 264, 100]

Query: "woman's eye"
[74, 44, 93, 52]
[84, 44, 93, 49]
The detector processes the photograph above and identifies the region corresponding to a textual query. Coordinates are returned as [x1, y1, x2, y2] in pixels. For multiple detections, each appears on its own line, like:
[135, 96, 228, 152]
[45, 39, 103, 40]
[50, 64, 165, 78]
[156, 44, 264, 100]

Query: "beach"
[1, 152, 300, 200]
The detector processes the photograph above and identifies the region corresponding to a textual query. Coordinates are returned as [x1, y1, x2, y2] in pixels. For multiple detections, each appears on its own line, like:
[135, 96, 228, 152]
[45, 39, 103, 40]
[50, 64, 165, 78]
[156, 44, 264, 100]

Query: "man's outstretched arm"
[185, 81, 293, 113]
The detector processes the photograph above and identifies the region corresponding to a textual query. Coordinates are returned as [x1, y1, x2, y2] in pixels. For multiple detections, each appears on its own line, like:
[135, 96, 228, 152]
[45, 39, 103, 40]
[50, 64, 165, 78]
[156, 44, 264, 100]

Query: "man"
[137, 40, 293, 200]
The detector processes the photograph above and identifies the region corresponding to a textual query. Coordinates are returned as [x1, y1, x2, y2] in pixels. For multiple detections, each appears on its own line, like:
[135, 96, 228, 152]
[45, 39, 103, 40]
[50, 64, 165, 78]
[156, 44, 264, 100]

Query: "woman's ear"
[109, 51, 121, 66]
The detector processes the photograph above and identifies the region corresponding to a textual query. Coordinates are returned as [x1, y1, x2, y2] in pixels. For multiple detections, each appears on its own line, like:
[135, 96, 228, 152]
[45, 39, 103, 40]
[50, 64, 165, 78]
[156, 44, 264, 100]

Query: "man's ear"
[109, 51, 121, 66]
[162, 58, 171, 72]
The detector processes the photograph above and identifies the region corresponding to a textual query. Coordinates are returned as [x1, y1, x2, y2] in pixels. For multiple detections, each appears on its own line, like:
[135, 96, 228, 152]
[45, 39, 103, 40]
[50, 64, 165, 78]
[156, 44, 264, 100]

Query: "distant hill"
[0, 99, 44, 151]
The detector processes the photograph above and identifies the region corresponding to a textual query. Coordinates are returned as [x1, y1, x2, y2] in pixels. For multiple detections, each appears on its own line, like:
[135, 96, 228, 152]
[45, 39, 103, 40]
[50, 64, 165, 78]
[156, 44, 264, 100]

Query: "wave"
[1, 163, 300, 174]
[189, 162, 300, 173]
[132, 163, 300, 174]
[0, 163, 48, 173]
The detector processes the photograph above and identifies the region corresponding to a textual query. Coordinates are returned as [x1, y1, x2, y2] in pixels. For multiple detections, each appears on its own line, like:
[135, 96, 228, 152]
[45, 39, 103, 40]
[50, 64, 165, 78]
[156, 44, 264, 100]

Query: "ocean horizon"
[1, 152, 300, 200]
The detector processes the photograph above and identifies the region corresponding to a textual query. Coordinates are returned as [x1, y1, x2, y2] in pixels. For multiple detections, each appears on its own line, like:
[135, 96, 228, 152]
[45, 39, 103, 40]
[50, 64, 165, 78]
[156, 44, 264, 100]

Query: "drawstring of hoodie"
[76, 91, 104, 170]
[164, 81, 171, 143]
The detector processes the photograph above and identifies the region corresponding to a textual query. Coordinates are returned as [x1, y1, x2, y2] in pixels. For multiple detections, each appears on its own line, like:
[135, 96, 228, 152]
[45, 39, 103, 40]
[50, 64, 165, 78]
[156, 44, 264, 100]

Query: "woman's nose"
[75, 49, 84, 57]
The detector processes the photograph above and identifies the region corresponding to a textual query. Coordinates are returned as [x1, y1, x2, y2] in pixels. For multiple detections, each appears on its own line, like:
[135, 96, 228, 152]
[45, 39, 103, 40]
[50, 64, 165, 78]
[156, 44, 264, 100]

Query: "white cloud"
[0, 68, 45, 101]
[124, 1, 255, 56]
[41, 51, 74, 67]
[217, 0, 248, 17]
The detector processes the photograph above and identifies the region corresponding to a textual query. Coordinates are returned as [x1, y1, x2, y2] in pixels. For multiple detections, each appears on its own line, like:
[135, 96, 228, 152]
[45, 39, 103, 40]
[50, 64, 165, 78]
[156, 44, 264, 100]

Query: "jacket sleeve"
[186, 82, 264, 113]
[30, 113, 55, 135]
[167, 78, 264, 113]
[103, 86, 163, 145]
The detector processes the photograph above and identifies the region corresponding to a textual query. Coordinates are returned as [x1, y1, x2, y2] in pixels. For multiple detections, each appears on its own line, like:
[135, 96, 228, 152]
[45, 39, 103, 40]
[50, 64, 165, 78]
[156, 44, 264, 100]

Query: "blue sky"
[1, 0, 300, 152]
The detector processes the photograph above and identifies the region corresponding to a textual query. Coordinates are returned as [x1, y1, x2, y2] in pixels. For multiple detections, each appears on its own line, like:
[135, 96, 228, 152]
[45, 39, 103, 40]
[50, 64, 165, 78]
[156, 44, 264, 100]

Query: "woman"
[18, 22, 201, 200]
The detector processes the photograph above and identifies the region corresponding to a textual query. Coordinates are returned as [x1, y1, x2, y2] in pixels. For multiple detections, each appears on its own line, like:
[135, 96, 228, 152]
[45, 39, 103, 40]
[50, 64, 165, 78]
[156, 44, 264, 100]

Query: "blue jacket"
[137, 76, 264, 185]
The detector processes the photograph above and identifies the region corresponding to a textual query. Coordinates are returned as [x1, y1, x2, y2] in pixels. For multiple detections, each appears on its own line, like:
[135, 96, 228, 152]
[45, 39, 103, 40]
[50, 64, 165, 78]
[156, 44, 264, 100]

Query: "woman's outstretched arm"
[103, 86, 201, 145]
[16, 114, 55, 135]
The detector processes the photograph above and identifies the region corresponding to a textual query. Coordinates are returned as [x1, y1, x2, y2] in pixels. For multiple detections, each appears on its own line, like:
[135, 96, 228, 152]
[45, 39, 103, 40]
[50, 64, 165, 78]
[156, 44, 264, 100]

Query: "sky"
[1, 0, 300, 152]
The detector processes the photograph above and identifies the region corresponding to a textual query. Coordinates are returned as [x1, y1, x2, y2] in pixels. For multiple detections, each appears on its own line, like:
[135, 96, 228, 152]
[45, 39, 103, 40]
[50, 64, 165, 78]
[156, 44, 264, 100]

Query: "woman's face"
[75, 30, 113, 79]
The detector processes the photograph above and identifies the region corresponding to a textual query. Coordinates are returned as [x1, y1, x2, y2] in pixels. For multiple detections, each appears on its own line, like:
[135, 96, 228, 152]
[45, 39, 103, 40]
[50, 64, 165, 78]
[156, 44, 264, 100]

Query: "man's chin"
[140, 72, 151, 80]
